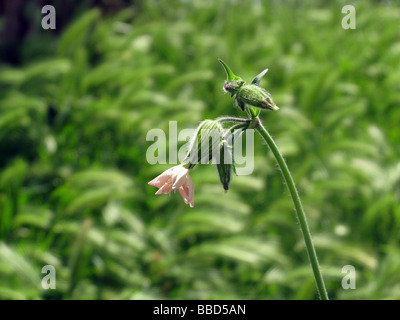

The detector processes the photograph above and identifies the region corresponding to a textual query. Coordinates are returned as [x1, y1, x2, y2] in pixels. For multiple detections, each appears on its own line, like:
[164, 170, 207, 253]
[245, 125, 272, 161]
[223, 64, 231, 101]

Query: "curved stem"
[255, 118, 329, 300]
[217, 116, 252, 123]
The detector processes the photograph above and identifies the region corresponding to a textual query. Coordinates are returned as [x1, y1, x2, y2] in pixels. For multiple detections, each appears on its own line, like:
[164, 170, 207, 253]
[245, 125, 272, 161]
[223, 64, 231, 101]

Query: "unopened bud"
[236, 85, 279, 111]
[183, 120, 223, 168]
[219, 59, 279, 112]
[217, 138, 233, 191]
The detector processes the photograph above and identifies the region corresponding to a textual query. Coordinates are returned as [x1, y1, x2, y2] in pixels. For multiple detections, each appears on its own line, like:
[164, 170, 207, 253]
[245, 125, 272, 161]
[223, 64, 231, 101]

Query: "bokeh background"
[0, 0, 399, 300]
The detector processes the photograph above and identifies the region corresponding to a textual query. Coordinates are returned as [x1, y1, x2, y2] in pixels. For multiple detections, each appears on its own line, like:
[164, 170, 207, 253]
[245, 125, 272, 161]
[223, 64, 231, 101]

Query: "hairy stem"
[217, 116, 252, 123]
[255, 118, 329, 300]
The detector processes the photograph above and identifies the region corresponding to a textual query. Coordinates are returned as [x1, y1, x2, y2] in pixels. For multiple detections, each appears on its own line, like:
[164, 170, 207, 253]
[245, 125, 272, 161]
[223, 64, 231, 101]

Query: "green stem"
[255, 118, 329, 300]
[217, 116, 252, 124]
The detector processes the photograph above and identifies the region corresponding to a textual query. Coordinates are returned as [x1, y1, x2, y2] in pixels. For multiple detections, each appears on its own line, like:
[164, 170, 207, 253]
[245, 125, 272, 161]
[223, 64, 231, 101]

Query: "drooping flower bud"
[216, 138, 233, 192]
[183, 120, 223, 169]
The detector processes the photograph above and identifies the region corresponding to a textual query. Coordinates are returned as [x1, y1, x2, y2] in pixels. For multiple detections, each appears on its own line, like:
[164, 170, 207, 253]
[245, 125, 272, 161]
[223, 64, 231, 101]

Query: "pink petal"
[186, 185, 194, 207]
[148, 166, 177, 188]
[187, 177, 194, 202]
[148, 176, 164, 188]
[172, 168, 189, 189]
[155, 183, 173, 194]
[178, 187, 190, 204]
[148, 179, 161, 187]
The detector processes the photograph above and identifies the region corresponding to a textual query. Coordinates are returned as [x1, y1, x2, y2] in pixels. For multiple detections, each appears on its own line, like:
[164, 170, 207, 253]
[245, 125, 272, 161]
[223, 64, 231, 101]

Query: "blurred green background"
[0, 0, 399, 300]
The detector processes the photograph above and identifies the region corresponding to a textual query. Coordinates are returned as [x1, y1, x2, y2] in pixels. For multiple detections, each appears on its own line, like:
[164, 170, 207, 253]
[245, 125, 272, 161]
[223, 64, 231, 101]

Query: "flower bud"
[223, 80, 245, 97]
[183, 120, 223, 168]
[217, 138, 233, 191]
[219, 59, 279, 112]
[236, 85, 279, 111]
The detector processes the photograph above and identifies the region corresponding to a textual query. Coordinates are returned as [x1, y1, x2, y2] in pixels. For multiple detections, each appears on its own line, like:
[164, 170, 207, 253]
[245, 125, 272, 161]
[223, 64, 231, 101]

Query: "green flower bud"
[218, 59, 279, 112]
[236, 84, 279, 111]
[223, 79, 246, 97]
[183, 120, 223, 169]
[217, 138, 233, 192]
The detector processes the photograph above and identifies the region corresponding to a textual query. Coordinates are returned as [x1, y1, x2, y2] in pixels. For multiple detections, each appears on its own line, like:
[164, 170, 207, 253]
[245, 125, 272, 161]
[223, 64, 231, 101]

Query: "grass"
[0, 0, 399, 299]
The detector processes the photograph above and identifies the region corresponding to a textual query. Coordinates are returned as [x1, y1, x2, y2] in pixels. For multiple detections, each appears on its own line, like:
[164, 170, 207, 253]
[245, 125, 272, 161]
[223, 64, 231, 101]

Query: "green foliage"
[0, 0, 399, 299]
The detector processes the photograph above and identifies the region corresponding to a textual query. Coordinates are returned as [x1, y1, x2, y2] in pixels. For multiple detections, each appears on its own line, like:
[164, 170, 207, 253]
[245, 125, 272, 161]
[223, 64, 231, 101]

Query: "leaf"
[218, 59, 242, 81]
[251, 68, 269, 85]
[0, 243, 40, 288]
[58, 9, 101, 56]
